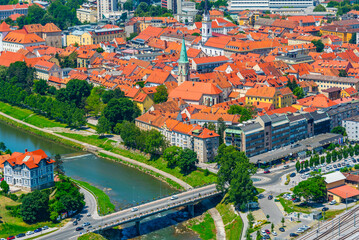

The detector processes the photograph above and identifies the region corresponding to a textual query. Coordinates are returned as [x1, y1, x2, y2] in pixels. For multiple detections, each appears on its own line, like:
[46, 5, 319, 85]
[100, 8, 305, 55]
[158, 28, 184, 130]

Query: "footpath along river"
[0, 120, 200, 239]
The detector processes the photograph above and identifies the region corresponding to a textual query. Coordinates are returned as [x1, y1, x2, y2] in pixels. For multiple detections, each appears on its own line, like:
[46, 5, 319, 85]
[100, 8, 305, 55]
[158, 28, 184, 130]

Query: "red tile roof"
[328, 185, 359, 199]
[5, 149, 54, 170]
[192, 55, 229, 65]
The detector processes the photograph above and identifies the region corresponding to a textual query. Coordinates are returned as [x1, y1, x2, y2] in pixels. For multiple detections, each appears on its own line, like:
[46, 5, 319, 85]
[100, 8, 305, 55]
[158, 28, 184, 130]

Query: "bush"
[355, 164, 359, 170]
[285, 174, 290, 185]
[204, 169, 210, 176]
[9, 193, 18, 201]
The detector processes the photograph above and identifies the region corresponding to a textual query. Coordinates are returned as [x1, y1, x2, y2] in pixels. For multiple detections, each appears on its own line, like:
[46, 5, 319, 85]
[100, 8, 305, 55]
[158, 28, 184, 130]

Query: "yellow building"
[320, 26, 354, 43]
[341, 87, 358, 98]
[133, 92, 154, 114]
[245, 86, 293, 109]
[66, 31, 92, 46]
[76, 8, 97, 23]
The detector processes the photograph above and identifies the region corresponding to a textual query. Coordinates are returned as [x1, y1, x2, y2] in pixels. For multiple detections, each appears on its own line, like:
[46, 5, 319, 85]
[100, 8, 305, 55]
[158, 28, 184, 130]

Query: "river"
[0, 120, 200, 240]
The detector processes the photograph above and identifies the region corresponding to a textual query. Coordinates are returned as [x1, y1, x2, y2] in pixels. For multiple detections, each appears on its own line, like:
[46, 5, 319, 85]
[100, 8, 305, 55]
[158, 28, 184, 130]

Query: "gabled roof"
[324, 171, 346, 184]
[246, 86, 277, 98]
[3, 31, 45, 44]
[5, 149, 54, 170]
[145, 70, 172, 85]
[0, 21, 11, 32]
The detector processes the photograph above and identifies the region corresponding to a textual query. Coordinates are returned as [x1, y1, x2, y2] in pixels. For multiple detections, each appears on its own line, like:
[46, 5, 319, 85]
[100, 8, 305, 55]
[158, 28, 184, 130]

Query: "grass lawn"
[257, 188, 265, 194]
[0, 101, 66, 128]
[188, 213, 216, 240]
[78, 232, 106, 240]
[216, 198, 243, 240]
[72, 179, 115, 216]
[0, 195, 60, 238]
[279, 198, 312, 214]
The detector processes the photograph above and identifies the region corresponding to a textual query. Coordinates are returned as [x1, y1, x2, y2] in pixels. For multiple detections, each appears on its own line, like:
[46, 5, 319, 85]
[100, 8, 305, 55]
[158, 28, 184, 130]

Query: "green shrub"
[9, 194, 18, 201]
[285, 174, 290, 185]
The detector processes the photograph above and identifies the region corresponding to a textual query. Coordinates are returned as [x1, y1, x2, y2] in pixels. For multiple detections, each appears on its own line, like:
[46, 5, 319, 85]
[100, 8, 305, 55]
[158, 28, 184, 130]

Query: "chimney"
[25, 149, 27, 153]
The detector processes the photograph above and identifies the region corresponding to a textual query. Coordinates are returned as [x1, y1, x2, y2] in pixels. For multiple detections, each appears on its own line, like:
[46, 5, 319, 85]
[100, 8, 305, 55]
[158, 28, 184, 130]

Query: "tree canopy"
[227, 105, 255, 122]
[313, 4, 326, 12]
[311, 40, 324, 52]
[153, 85, 168, 104]
[293, 176, 326, 202]
[331, 126, 347, 136]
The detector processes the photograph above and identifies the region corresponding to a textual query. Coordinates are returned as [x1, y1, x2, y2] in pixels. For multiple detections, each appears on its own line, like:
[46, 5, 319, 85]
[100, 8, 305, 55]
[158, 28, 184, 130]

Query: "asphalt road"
[38, 184, 219, 240]
[258, 193, 284, 225]
[254, 167, 296, 188]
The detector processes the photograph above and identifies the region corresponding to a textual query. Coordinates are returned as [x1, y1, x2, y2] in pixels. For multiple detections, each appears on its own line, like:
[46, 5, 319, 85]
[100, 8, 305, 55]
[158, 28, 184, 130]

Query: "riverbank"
[0, 101, 226, 240]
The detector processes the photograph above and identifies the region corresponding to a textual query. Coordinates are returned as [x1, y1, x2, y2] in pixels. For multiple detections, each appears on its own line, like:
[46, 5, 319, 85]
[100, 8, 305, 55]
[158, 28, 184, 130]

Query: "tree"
[293, 87, 305, 99]
[296, 161, 300, 172]
[20, 190, 49, 223]
[320, 156, 325, 164]
[0, 180, 9, 194]
[123, 0, 134, 10]
[313, 4, 326, 12]
[0, 142, 6, 152]
[153, 85, 168, 104]
[54, 154, 64, 175]
[7, 61, 35, 91]
[85, 87, 105, 117]
[58, 79, 92, 107]
[145, 129, 166, 156]
[195, 14, 202, 22]
[331, 126, 347, 136]
[256, 231, 262, 240]
[216, 145, 257, 209]
[339, 70, 348, 77]
[103, 98, 140, 129]
[96, 116, 111, 135]
[311, 40, 324, 52]
[349, 33, 357, 44]
[96, 47, 104, 53]
[293, 176, 326, 202]
[304, 160, 309, 169]
[120, 121, 142, 149]
[271, 223, 274, 232]
[227, 105, 255, 122]
[217, 118, 226, 145]
[281, 217, 285, 227]
[178, 148, 198, 174]
[101, 88, 124, 104]
[33, 80, 49, 95]
[163, 146, 181, 168]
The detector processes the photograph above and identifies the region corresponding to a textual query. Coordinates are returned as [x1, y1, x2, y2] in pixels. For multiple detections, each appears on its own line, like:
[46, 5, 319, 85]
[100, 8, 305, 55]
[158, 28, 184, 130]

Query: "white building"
[3, 149, 55, 191]
[97, 0, 118, 20]
[1, 31, 45, 52]
[228, 0, 313, 11]
[343, 115, 359, 141]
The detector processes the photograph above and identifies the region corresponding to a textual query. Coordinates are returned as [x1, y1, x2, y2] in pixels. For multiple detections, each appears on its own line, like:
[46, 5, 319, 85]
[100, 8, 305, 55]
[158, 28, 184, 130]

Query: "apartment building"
[0, 3, 44, 20]
[34, 60, 62, 81]
[224, 111, 331, 157]
[23, 23, 62, 48]
[299, 74, 359, 91]
[1, 31, 45, 52]
[322, 100, 359, 130]
[3, 149, 54, 191]
[245, 86, 294, 109]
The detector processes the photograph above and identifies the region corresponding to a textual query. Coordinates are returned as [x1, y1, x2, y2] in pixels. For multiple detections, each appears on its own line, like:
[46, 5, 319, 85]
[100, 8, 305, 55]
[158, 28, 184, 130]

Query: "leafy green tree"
[153, 85, 168, 104]
[311, 40, 324, 52]
[217, 118, 226, 145]
[0, 180, 9, 194]
[96, 47, 104, 53]
[101, 88, 124, 104]
[256, 231, 261, 240]
[216, 144, 257, 209]
[350, 33, 357, 44]
[21, 190, 49, 223]
[33, 80, 49, 95]
[120, 121, 142, 149]
[304, 160, 309, 169]
[7, 61, 35, 91]
[59, 79, 92, 106]
[313, 4, 326, 12]
[178, 148, 198, 175]
[86, 87, 105, 117]
[145, 129, 166, 156]
[296, 161, 300, 172]
[227, 105, 255, 122]
[103, 98, 140, 129]
[0, 142, 6, 152]
[163, 146, 181, 168]
[293, 87, 305, 99]
[293, 176, 326, 202]
[195, 14, 202, 22]
[54, 154, 64, 175]
[96, 116, 111, 135]
[339, 70, 348, 77]
[320, 156, 325, 164]
[331, 126, 347, 136]
[281, 217, 285, 227]
[135, 2, 149, 15]
[123, 0, 134, 10]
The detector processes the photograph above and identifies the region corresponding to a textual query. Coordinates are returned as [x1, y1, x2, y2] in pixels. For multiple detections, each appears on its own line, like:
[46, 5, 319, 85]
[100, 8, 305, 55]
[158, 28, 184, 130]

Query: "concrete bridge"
[41, 183, 221, 239]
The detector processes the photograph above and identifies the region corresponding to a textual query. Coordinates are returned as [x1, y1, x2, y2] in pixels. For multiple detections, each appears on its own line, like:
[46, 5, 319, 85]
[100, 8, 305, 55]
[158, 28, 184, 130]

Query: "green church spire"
[178, 37, 188, 64]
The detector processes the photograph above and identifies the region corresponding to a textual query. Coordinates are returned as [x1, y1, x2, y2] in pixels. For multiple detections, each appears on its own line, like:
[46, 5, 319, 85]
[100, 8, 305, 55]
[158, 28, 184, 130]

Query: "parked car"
[322, 207, 329, 212]
[333, 164, 337, 168]
[75, 227, 84, 231]
[265, 229, 270, 234]
[16, 233, 25, 238]
[272, 231, 277, 236]
[329, 200, 337, 205]
[293, 198, 300, 203]
[296, 228, 304, 233]
[171, 195, 178, 200]
[279, 227, 285, 232]
[1, 238, 6, 240]
[290, 172, 296, 178]
[264, 170, 270, 174]
[26, 231, 34, 236]
[258, 194, 264, 199]
[73, 220, 78, 226]
[268, 195, 273, 200]
[283, 165, 289, 169]
[290, 233, 299, 237]
[302, 225, 310, 230]
[131, 207, 138, 212]
[34, 228, 42, 233]
[353, 159, 357, 163]
[88, 225, 93, 229]
[6, 237, 15, 240]
[87, 213, 91, 217]
[42, 226, 49, 230]
[261, 230, 266, 235]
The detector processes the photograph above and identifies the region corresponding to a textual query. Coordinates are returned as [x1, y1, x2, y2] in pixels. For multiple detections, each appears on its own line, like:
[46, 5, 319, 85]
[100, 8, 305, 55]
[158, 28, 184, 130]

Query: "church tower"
[178, 37, 190, 85]
[201, 0, 212, 44]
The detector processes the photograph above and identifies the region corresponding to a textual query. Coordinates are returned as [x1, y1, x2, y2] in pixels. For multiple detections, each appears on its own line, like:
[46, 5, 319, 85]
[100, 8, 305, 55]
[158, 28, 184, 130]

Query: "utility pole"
[339, 215, 341, 236]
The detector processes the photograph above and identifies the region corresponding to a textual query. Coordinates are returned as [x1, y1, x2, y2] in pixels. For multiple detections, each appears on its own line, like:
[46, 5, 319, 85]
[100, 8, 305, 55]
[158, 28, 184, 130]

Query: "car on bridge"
[131, 207, 138, 212]
[171, 195, 178, 200]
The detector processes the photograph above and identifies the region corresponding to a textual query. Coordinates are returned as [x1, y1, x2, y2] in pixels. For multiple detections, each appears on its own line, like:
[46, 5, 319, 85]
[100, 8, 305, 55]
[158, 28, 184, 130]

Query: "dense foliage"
[153, 85, 168, 104]
[134, 3, 173, 17]
[216, 144, 257, 210]
[17, 0, 81, 30]
[287, 79, 305, 99]
[293, 176, 326, 202]
[163, 146, 198, 174]
[227, 105, 255, 122]
[20, 177, 84, 224]
[0, 62, 87, 127]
